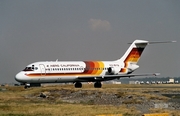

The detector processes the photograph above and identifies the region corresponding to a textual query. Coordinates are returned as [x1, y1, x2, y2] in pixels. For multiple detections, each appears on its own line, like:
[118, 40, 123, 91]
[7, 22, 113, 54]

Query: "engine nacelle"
[107, 67, 119, 75]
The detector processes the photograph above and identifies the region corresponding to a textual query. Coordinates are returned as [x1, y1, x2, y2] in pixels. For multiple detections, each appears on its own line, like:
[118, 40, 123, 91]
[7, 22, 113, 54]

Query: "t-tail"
[117, 39, 176, 73]
[118, 40, 148, 64]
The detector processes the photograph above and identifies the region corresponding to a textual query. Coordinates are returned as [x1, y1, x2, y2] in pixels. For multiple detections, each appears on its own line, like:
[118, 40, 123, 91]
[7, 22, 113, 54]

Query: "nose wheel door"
[39, 64, 46, 76]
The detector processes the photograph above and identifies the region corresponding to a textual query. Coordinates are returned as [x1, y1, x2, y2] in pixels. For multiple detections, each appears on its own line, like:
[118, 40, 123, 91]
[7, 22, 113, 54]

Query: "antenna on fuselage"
[56, 59, 58, 62]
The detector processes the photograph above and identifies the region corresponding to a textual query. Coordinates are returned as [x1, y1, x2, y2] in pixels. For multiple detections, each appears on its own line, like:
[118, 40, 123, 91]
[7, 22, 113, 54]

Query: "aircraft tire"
[94, 82, 102, 88]
[74, 82, 82, 88]
[24, 85, 29, 89]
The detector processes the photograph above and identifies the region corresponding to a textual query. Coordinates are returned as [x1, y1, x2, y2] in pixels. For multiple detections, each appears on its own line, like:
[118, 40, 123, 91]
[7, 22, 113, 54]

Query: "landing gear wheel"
[94, 82, 102, 88]
[24, 85, 30, 89]
[74, 82, 82, 88]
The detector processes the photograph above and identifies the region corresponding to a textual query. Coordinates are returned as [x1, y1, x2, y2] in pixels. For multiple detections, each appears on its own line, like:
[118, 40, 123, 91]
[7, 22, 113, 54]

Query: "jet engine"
[107, 67, 119, 75]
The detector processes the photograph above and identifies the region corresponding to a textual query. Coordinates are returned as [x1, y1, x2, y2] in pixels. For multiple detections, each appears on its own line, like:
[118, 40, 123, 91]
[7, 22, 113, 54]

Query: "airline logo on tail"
[124, 47, 145, 63]
[119, 40, 148, 73]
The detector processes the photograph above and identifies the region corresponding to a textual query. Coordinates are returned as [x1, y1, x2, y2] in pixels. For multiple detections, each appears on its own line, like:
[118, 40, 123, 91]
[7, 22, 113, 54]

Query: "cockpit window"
[23, 67, 33, 71]
[23, 65, 37, 71]
[23, 65, 38, 71]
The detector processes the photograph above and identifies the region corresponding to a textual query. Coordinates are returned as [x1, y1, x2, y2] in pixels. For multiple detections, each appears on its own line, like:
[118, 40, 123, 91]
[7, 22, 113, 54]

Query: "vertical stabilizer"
[117, 40, 149, 64]
[117, 39, 176, 73]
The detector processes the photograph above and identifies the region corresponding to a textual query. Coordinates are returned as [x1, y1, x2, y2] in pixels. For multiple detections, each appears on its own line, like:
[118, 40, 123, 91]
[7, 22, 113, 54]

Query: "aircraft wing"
[77, 73, 160, 82]
[116, 73, 160, 77]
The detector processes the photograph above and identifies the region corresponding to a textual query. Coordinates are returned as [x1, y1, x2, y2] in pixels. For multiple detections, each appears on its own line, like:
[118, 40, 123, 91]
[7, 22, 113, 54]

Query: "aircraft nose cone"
[15, 72, 25, 82]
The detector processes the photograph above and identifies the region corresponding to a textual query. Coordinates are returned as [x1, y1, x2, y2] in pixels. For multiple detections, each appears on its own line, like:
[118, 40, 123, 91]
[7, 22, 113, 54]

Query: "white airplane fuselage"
[15, 39, 175, 88]
[15, 60, 138, 84]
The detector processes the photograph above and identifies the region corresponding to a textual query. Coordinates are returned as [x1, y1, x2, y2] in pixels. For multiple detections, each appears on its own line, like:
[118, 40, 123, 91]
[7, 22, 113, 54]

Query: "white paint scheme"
[15, 40, 174, 88]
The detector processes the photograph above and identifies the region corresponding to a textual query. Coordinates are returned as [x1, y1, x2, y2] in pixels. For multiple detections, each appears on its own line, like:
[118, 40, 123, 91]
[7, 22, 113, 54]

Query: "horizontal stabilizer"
[148, 40, 176, 44]
[128, 40, 176, 44]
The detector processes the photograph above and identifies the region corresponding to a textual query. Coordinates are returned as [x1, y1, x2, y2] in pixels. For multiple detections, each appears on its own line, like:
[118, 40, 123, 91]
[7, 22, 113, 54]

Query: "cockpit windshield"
[23, 67, 33, 71]
[23, 65, 38, 71]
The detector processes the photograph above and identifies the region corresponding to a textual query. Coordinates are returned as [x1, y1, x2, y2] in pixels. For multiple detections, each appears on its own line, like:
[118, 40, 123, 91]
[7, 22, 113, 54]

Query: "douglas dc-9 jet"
[15, 40, 176, 88]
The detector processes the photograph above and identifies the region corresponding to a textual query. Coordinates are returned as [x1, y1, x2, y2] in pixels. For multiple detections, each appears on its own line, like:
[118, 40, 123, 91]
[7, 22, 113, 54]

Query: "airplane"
[15, 40, 176, 88]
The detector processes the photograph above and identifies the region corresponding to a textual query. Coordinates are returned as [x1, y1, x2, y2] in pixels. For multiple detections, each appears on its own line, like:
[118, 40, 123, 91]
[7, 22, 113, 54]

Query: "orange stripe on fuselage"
[97, 61, 104, 74]
[93, 61, 99, 74]
[90, 61, 98, 74]
[84, 61, 104, 75]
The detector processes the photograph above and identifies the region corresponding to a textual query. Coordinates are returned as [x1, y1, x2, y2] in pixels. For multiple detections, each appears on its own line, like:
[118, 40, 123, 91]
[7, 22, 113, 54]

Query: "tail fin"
[117, 39, 176, 64]
[117, 40, 148, 64]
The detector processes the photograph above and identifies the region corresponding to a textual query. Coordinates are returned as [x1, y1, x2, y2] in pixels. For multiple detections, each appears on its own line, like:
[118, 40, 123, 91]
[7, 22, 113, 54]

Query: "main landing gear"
[74, 82, 82, 88]
[94, 82, 102, 88]
[74, 82, 102, 88]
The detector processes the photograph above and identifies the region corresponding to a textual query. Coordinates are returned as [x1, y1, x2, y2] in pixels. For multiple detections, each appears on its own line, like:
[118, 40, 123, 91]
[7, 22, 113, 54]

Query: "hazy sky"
[0, 0, 180, 83]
